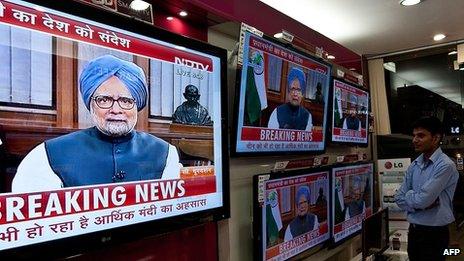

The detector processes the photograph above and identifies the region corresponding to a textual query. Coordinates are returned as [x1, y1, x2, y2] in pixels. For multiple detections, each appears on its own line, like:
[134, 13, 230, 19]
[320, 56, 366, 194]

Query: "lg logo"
[451, 127, 460, 134]
[384, 162, 403, 170]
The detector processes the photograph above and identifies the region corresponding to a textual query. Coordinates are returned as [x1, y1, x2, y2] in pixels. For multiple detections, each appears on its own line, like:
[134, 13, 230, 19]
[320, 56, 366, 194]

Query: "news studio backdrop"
[253, 168, 330, 261]
[0, 0, 229, 257]
[328, 78, 369, 146]
[232, 30, 332, 156]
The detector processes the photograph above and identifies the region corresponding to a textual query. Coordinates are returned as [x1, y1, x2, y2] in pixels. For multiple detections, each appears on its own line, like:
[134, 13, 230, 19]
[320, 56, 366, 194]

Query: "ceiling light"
[274, 32, 283, 38]
[327, 55, 335, 60]
[166, 16, 174, 21]
[179, 11, 188, 17]
[433, 34, 446, 41]
[448, 51, 457, 55]
[130, 0, 150, 11]
[399, 0, 422, 6]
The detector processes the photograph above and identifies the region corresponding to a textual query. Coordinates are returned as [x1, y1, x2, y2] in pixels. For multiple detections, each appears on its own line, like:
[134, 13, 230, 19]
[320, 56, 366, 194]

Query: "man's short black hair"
[411, 116, 444, 136]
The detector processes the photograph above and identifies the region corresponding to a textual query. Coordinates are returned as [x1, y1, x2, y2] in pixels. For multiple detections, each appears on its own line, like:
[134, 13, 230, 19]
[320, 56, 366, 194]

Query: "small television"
[329, 78, 369, 146]
[362, 208, 390, 261]
[331, 162, 374, 244]
[0, 0, 229, 257]
[233, 31, 331, 155]
[253, 169, 330, 260]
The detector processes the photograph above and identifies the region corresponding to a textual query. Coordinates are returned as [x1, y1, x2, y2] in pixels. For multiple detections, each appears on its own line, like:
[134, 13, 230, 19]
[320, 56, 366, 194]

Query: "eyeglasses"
[289, 88, 302, 94]
[298, 200, 308, 207]
[92, 95, 135, 110]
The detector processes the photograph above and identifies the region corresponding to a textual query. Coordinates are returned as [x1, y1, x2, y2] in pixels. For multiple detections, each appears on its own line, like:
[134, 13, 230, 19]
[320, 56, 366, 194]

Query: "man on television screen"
[267, 67, 312, 131]
[342, 106, 362, 131]
[284, 186, 319, 241]
[12, 55, 181, 192]
[395, 116, 458, 261]
[344, 176, 366, 220]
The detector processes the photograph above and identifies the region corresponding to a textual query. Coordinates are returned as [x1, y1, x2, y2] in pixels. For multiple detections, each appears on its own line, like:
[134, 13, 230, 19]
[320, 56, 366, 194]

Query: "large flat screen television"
[253, 169, 330, 260]
[329, 78, 369, 146]
[233, 31, 331, 155]
[331, 162, 373, 245]
[0, 0, 228, 256]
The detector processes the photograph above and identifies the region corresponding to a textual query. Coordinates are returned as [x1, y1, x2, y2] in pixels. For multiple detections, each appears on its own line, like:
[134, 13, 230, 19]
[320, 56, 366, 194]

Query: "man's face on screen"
[352, 187, 363, 201]
[297, 194, 309, 217]
[91, 76, 138, 136]
[288, 79, 303, 106]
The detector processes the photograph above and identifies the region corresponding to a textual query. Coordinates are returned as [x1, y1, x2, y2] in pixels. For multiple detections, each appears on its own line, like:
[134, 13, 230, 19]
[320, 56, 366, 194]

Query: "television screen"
[253, 170, 330, 260]
[330, 78, 369, 145]
[331, 163, 373, 244]
[234, 31, 331, 155]
[0, 0, 227, 252]
[362, 208, 389, 260]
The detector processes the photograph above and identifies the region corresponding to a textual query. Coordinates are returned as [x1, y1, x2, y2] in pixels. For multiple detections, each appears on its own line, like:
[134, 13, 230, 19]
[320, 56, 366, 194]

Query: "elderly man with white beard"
[12, 55, 181, 192]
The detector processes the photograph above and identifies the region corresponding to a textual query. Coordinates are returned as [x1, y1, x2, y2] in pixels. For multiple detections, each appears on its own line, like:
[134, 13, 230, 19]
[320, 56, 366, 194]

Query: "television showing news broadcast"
[331, 163, 373, 244]
[253, 170, 330, 260]
[0, 0, 228, 252]
[234, 31, 331, 155]
[330, 78, 369, 145]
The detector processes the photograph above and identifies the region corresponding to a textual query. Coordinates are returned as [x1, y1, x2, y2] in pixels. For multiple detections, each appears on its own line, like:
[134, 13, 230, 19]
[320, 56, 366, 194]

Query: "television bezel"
[231, 32, 332, 157]
[252, 166, 332, 261]
[0, 0, 230, 258]
[327, 77, 370, 147]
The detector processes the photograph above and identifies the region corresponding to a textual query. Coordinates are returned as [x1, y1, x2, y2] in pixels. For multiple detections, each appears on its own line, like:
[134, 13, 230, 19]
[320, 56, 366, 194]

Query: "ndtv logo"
[443, 248, 461, 256]
[174, 57, 209, 71]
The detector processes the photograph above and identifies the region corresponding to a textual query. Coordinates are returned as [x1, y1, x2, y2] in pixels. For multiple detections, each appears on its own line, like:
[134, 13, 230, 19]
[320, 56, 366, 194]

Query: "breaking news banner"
[331, 163, 373, 243]
[0, 177, 220, 250]
[260, 171, 330, 261]
[235, 31, 331, 154]
[0, 0, 226, 251]
[331, 79, 369, 145]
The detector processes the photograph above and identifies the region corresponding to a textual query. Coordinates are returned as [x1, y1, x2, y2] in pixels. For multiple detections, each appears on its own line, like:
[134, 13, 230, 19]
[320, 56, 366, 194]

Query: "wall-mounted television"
[331, 162, 373, 245]
[329, 78, 369, 146]
[233, 31, 331, 155]
[0, 0, 228, 256]
[253, 169, 330, 260]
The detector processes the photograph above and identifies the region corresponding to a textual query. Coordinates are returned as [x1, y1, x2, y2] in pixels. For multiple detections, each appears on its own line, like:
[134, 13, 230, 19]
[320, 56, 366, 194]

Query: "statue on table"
[172, 84, 213, 126]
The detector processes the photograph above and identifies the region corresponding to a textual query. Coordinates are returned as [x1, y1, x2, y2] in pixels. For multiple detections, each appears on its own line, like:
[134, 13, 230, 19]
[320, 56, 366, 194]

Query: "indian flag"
[334, 178, 346, 224]
[333, 88, 343, 127]
[266, 189, 282, 246]
[245, 50, 267, 124]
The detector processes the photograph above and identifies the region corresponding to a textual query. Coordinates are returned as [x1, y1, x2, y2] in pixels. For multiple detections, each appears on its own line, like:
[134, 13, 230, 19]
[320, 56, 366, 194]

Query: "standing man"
[13, 55, 181, 192]
[395, 116, 459, 261]
[267, 67, 312, 131]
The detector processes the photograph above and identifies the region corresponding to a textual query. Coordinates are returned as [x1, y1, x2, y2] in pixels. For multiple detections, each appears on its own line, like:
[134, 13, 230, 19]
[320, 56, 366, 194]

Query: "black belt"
[409, 223, 448, 231]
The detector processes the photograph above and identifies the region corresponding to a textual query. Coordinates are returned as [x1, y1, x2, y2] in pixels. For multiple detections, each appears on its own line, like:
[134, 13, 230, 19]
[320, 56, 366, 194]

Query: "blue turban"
[287, 67, 306, 94]
[79, 55, 148, 111]
[352, 176, 363, 189]
[296, 185, 310, 203]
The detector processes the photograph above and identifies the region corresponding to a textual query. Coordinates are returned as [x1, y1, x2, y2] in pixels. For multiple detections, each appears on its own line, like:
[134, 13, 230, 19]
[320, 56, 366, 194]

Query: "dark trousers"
[408, 223, 449, 261]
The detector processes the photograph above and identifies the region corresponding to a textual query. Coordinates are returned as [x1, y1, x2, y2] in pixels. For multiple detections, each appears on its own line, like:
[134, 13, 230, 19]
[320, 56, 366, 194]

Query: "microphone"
[112, 170, 126, 182]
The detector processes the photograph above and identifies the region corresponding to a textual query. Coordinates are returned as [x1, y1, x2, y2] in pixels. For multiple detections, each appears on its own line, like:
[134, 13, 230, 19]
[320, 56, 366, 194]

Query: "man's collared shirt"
[395, 147, 459, 226]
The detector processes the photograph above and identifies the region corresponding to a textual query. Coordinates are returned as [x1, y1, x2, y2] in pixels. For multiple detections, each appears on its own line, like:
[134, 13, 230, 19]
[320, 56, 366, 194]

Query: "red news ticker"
[333, 128, 367, 138]
[265, 223, 329, 259]
[0, 177, 216, 224]
[0, 1, 213, 71]
[241, 127, 323, 142]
